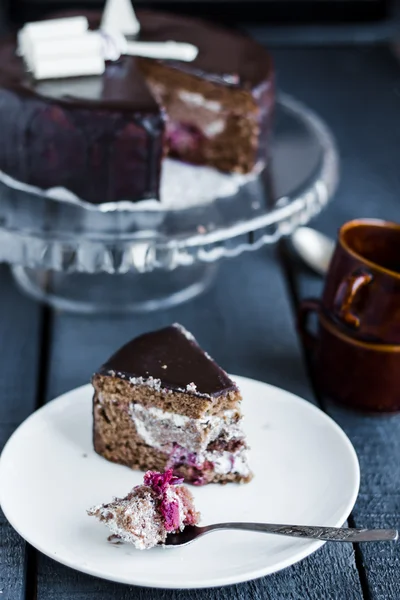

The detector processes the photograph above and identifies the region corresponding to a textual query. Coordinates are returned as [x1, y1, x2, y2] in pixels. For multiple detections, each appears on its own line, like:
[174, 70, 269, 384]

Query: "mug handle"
[333, 269, 373, 329]
[297, 299, 320, 351]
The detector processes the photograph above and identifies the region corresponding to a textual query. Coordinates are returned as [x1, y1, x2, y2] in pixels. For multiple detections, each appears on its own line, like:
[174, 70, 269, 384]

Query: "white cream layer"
[178, 91, 222, 113]
[129, 403, 250, 477]
[205, 448, 250, 477]
[130, 403, 242, 453]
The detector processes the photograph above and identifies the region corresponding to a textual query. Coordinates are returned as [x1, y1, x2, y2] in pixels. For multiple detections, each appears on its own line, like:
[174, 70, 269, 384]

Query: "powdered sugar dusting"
[172, 323, 196, 341]
[101, 371, 164, 392]
[172, 323, 238, 394]
[128, 376, 162, 391]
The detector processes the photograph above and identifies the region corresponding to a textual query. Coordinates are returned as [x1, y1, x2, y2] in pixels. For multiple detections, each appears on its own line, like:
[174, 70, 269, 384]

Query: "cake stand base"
[3, 94, 339, 314]
[11, 264, 217, 314]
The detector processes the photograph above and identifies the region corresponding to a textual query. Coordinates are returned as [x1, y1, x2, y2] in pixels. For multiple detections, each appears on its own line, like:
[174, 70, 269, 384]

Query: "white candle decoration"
[32, 55, 105, 80]
[18, 15, 198, 80]
[100, 30, 127, 61]
[18, 16, 88, 57]
[101, 0, 140, 36]
[25, 32, 103, 72]
[125, 40, 198, 62]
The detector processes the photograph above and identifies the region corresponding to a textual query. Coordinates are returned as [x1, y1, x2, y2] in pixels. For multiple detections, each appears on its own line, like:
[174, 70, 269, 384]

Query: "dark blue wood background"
[1, 45, 400, 599]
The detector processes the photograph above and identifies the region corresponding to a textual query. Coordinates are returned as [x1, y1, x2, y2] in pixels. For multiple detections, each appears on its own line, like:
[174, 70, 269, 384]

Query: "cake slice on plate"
[92, 323, 252, 485]
[88, 469, 200, 549]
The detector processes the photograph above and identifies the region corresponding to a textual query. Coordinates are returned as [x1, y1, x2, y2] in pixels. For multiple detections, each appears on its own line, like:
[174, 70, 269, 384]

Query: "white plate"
[0, 376, 359, 589]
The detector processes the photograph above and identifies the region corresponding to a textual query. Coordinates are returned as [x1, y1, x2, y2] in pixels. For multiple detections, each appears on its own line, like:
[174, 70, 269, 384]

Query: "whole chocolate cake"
[0, 10, 274, 205]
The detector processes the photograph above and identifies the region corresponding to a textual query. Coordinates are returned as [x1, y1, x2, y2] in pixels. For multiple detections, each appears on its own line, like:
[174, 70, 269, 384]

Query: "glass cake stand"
[0, 93, 339, 313]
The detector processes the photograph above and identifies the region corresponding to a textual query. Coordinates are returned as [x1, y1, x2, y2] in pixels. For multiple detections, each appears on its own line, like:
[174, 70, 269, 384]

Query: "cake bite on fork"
[88, 469, 200, 549]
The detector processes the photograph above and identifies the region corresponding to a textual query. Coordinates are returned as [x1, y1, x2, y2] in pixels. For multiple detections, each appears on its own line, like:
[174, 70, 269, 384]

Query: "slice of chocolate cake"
[137, 10, 274, 174]
[92, 324, 252, 485]
[88, 469, 200, 549]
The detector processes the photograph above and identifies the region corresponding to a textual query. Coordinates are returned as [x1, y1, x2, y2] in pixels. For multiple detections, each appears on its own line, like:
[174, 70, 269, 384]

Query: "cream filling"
[204, 448, 250, 477]
[130, 403, 250, 476]
[178, 90, 222, 112]
[130, 403, 242, 453]
[204, 119, 225, 137]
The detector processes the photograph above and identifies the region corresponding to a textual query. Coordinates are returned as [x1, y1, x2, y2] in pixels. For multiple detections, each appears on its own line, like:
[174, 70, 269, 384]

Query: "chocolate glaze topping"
[99, 324, 237, 398]
[0, 9, 272, 111]
[138, 10, 272, 88]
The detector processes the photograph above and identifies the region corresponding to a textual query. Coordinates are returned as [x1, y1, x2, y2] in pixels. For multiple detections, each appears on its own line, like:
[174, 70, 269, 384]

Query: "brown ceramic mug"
[298, 299, 400, 413]
[322, 219, 400, 344]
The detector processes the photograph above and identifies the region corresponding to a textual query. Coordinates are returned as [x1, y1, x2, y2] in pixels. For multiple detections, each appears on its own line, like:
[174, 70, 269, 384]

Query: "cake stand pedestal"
[1, 94, 339, 313]
[12, 263, 218, 313]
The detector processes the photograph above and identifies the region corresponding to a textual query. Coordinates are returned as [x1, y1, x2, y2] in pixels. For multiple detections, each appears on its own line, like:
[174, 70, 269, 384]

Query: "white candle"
[101, 0, 140, 36]
[18, 15, 199, 80]
[25, 32, 103, 71]
[32, 55, 105, 80]
[18, 16, 88, 56]
[125, 40, 198, 62]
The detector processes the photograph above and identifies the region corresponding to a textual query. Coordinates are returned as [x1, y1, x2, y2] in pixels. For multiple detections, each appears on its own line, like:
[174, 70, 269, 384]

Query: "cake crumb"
[108, 534, 123, 545]
[161, 364, 168, 369]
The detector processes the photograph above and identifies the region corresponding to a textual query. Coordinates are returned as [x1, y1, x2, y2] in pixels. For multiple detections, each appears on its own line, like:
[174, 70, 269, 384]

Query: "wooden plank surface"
[274, 46, 400, 600]
[0, 266, 43, 600]
[35, 248, 362, 599]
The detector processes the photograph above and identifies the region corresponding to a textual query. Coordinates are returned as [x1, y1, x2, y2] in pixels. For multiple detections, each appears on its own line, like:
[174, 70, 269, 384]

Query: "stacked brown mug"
[298, 219, 400, 412]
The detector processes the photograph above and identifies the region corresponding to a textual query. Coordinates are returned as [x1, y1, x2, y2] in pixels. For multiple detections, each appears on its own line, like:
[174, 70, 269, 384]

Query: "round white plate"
[0, 376, 359, 589]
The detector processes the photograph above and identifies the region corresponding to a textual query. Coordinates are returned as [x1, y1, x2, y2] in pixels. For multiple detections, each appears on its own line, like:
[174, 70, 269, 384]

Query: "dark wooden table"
[1, 46, 400, 599]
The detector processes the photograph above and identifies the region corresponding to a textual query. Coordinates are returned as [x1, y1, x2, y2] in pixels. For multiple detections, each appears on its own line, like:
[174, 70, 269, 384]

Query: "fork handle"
[204, 523, 398, 543]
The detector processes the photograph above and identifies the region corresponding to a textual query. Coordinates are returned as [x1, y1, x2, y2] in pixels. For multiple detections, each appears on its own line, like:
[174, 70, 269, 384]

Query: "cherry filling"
[144, 468, 183, 494]
[166, 443, 214, 486]
[144, 469, 184, 532]
[160, 500, 181, 532]
[166, 121, 205, 158]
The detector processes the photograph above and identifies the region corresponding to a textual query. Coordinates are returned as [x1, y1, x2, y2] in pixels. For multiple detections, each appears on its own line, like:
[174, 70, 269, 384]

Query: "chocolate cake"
[92, 324, 252, 484]
[88, 469, 200, 549]
[0, 10, 274, 204]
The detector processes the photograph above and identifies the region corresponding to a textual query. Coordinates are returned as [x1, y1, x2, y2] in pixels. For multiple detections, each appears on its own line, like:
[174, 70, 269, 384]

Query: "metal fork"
[162, 523, 399, 547]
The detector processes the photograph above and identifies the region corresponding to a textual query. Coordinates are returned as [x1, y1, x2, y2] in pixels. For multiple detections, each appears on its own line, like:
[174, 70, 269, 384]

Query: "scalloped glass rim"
[0, 93, 339, 273]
